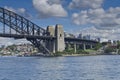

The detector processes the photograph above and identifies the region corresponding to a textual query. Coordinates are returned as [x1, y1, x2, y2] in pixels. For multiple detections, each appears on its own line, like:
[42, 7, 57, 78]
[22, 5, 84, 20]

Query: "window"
[60, 34, 62, 37]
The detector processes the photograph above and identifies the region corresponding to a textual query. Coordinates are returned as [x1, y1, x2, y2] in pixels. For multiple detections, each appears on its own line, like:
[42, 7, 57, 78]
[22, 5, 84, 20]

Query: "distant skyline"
[0, 0, 120, 45]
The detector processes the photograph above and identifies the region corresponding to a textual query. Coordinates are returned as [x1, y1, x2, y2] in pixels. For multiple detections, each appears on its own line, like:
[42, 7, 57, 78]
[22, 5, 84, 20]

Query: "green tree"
[94, 43, 102, 50]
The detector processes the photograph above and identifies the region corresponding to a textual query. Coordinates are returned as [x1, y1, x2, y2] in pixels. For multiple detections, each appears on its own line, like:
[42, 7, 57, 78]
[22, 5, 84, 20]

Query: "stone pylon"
[46, 26, 55, 53]
[46, 24, 65, 53]
[55, 24, 65, 52]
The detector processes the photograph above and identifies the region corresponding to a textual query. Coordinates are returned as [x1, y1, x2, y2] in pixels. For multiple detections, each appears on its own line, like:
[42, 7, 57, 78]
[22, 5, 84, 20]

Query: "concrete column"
[74, 43, 76, 53]
[83, 44, 86, 50]
[90, 44, 93, 49]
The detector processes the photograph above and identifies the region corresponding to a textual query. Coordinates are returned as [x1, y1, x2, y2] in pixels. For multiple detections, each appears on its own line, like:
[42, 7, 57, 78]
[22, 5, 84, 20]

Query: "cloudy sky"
[0, 0, 120, 45]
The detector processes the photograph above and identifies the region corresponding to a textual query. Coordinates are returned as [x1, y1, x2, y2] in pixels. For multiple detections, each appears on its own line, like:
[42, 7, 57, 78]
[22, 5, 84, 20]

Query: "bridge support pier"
[83, 44, 86, 50]
[90, 44, 93, 49]
[74, 43, 76, 53]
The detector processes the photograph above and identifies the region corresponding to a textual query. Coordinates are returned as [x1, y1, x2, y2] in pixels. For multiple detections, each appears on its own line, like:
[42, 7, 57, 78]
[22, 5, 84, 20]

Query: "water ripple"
[0, 55, 120, 80]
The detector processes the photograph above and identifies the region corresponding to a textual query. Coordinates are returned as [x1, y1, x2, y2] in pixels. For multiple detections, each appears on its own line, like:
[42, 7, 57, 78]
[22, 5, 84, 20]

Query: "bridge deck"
[65, 37, 98, 43]
[0, 33, 55, 40]
[0, 33, 98, 43]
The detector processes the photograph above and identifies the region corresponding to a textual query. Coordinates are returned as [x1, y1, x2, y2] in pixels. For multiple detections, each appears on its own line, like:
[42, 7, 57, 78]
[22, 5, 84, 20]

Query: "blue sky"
[0, 0, 120, 30]
[0, 0, 120, 45]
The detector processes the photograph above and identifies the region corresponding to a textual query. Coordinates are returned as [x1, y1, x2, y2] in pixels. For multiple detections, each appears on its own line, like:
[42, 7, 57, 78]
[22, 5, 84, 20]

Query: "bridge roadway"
[0, 33, 98, 44]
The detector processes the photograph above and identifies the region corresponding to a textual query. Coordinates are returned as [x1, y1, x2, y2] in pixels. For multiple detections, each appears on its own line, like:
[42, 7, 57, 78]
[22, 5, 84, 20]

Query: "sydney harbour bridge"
[0, 7, 98, 56]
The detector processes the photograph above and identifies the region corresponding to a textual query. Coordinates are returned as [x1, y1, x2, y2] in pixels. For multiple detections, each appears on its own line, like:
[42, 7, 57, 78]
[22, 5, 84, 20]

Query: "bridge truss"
[0, 7, 51, 55]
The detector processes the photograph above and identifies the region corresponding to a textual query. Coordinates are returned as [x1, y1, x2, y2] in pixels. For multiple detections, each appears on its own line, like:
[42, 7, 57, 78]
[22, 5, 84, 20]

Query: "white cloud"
[47, 0, 61, 4]
[0, 38, 15, 46]
[72, 7, 120, 30]
[0, 37, 30, 46]
[32, 0, 67, 18]
[69, 0, 104, 9]
[70, 0, 120, 41]
[71, 26, 120, 42]
[18, 8, 26, 14]
[4, 6, 32, 19]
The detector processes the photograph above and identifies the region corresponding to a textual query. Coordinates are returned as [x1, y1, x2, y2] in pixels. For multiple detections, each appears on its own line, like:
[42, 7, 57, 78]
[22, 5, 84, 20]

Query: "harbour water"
[0, 55, 120, 80]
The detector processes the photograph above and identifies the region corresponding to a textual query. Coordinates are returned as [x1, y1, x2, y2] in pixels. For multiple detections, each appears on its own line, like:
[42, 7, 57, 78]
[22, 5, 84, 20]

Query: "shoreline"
[0, 53, 119, 57]
[61, 53, 120, 57]
[60, 53, 99, 57]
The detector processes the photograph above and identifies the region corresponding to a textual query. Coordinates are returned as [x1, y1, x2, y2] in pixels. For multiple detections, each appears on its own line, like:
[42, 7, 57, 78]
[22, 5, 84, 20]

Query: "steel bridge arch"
[0, 7, 51, 55]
